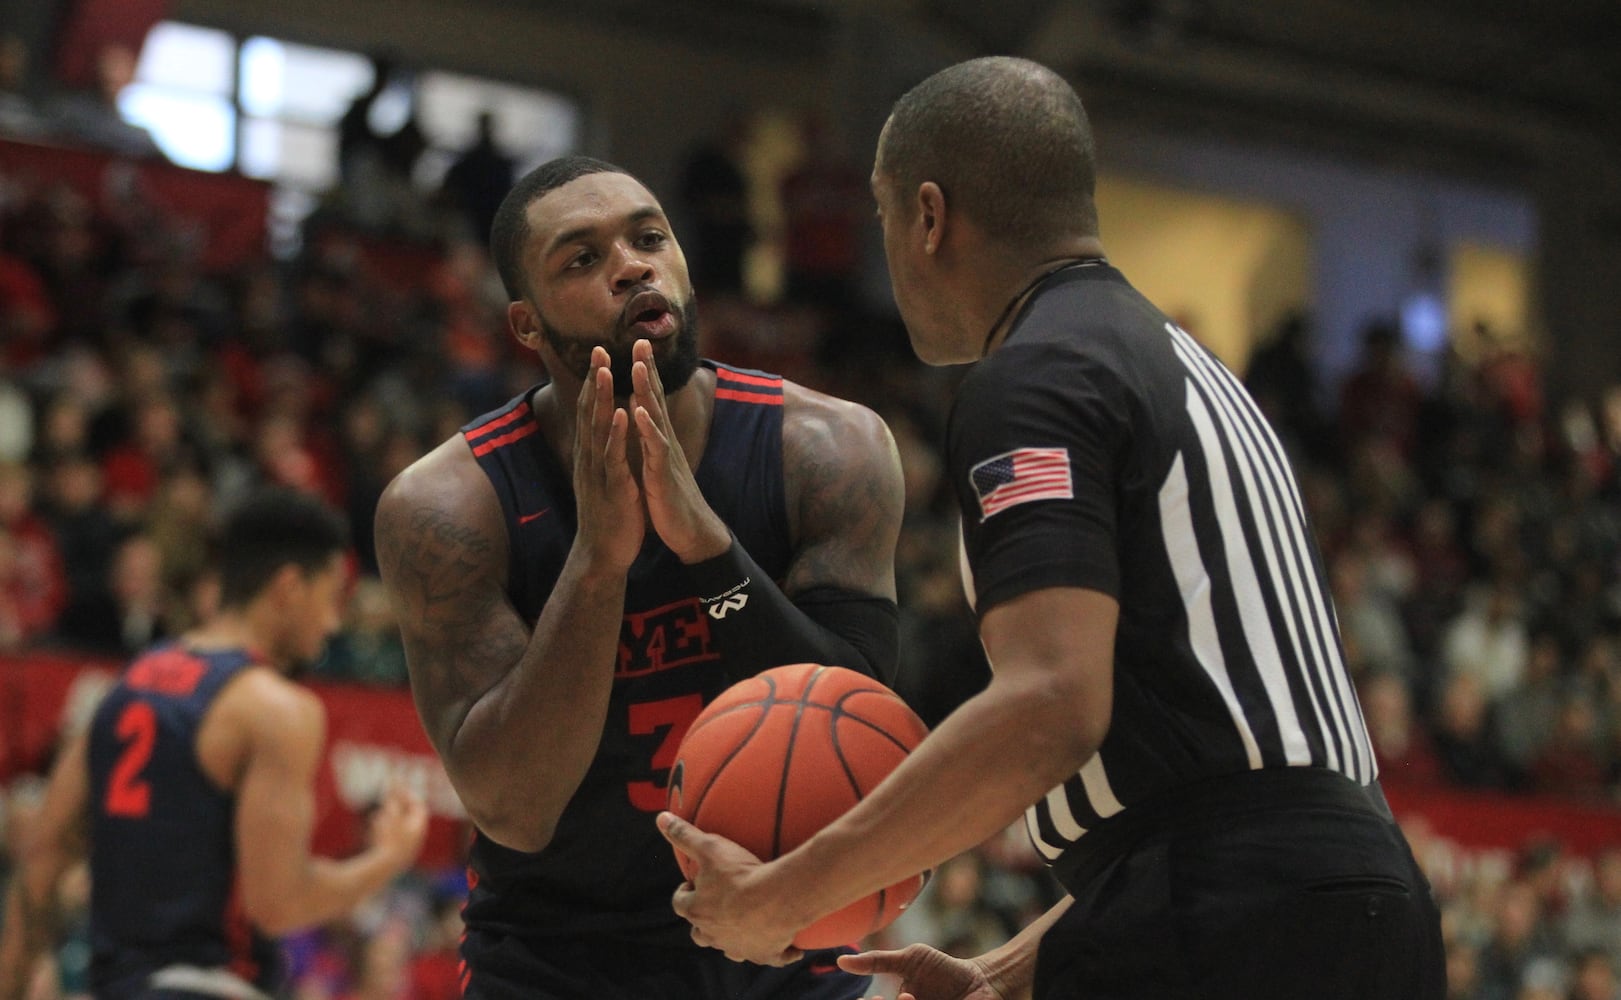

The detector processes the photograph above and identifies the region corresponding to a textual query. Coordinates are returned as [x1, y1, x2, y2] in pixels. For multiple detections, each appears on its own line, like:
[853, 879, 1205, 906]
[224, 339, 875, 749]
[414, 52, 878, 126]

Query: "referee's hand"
[837, 945, 1004, 1000]
[658, 811, 803, 967]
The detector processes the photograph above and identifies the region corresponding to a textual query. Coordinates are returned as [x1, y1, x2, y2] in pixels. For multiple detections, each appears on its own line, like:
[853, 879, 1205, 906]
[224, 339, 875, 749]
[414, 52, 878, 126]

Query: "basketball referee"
[662, 56, 1446, 999]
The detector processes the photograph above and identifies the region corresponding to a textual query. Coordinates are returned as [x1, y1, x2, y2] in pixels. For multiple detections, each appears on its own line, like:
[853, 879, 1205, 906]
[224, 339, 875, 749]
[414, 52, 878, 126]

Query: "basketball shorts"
[1035, 769, 1446, 1000]
[460, 931, 868, 1000]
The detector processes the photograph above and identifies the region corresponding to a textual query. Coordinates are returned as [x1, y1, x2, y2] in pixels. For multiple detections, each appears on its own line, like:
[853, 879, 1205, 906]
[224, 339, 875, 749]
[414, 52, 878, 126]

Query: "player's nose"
[610, 241, 654, 290]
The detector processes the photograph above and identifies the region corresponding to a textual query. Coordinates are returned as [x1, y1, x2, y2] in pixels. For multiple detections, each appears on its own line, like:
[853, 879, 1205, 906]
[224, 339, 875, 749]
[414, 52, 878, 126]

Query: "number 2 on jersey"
[105, 700, 157, 818]
[625, 694, 703, 812]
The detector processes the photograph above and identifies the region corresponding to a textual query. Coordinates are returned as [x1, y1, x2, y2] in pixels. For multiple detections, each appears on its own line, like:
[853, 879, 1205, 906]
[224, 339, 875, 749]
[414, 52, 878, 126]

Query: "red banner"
[6, 653, 1620, 874]
[1, 652, 469, 869]
[0, 138, 270, 271]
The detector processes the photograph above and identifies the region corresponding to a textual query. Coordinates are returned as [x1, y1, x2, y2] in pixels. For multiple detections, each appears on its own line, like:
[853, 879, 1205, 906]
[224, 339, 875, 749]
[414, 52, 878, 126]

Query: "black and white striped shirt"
[947, 263, 1374, 865]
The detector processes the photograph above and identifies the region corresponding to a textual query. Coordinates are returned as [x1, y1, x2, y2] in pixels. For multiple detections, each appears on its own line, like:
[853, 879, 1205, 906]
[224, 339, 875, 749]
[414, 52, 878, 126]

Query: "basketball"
[666, 662, 931, 949]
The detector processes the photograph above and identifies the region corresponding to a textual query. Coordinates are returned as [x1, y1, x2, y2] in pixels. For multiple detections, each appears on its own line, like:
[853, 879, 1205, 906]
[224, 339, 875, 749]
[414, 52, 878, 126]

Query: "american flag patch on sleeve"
[969, 447, 1074, 521]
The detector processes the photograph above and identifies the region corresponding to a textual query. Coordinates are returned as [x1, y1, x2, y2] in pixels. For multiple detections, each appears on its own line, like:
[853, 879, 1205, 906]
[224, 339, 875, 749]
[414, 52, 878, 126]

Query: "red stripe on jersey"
[714, 387, 784, 406]
[464, 403, 531, 442]
[469, 420, 539, 457]
[224, 878, 260, 985]
[715, 369, 780, 389]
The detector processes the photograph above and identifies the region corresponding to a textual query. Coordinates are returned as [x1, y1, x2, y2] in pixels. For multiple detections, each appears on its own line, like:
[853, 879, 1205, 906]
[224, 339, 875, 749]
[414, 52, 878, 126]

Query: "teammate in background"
[0, 488, 428, 1000]
[662, 57, 1446, 999]
[372, 156, 904, 998]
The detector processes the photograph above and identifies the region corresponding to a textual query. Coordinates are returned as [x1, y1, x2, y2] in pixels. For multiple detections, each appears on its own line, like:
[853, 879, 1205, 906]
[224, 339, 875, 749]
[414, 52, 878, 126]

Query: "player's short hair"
[217, 487, 349, 609]
[879, 56, 1098, 245]
[490, 155, 634, 301]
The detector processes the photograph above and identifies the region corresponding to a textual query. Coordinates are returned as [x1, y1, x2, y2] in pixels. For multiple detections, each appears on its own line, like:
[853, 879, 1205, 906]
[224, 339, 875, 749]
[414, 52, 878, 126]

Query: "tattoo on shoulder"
[381, 506, 495, 617]
[382, 504, 527, 716]
[787, 416, 897, 587]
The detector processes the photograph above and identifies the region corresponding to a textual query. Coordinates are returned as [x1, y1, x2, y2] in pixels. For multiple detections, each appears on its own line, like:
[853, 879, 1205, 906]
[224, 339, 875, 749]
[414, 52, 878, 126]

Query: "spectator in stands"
[1564, 848, 1621, 962]
[1431, 671, 1521, 790]
[36, 450, 116, 641]
[0, 235, 57, 381]
[1331, 547, 1415, 681]
[52, 530, 169, 657]
[98, 392, 189, 522]
[45, 41, 163, 160]
[1360, 670, 1445, 788]
[1242, 308, 1331, 464]
[0, 461, 65, 647]
[1527, 691, 1610, 800]
[778, 110, 866, 319]
[1444, 579, 1532, 703]
[1496, 629, 1570, 773]
[1476, 880, 1563, 1000]
[30, 394, 92, 464]
[440, 111, 514, 244]
[0, 33, 47, 139]
[1339, 317, 1423, 458]
[678, 113, 754, 297]
[1445, 940, 1482, 1000]
[319, 579, 408, 687]
[1571, 948, 1619, 1000]
[880, 851, 1013, 959]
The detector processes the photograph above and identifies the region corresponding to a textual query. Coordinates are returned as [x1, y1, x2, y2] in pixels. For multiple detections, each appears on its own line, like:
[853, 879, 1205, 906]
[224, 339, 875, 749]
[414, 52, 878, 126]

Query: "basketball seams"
[772, 664, 828, 858]
[668, 663, 928, 948]
[688, 673, 779, 821]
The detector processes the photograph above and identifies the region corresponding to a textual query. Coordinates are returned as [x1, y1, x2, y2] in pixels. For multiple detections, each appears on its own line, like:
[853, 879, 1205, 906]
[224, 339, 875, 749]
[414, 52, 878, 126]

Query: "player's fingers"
[670, 880, 696, 920]
[636, 338, 668, 401]
[657, 811, 691, 847]
[837, 951, 898, 975]
[605, 407, 630, 475]
[633, 406, 669, 470]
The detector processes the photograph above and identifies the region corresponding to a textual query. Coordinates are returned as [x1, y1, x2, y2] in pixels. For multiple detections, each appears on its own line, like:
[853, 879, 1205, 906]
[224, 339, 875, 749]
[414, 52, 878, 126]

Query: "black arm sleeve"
[686, 538, 900, 685]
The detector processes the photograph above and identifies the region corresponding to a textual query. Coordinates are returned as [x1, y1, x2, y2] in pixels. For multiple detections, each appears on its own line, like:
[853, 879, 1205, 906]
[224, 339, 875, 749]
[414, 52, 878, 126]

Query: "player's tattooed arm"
[375, 443, 533, 828]
[779, 387, 904, 600]
[376, 436, 632, 851]
[377, 495, 527, 752]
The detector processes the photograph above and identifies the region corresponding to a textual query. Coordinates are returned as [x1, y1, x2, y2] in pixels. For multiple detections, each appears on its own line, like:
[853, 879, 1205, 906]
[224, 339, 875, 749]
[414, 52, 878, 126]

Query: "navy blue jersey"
[459, 360, 791, 947]
[87, 645, 279, 999]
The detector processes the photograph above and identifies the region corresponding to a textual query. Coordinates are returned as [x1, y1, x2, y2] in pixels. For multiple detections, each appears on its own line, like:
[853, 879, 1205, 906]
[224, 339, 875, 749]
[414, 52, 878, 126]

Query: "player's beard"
[539, 290, 701, 398]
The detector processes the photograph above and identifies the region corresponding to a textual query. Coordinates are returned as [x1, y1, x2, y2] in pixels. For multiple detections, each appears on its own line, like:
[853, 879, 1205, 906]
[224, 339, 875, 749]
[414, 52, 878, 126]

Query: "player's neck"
[184, 608, 276, 666]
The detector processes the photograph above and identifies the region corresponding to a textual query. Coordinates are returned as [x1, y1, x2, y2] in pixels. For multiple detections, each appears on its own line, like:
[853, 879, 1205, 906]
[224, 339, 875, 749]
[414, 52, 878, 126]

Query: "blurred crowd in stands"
[1, 38, 1619, 1000]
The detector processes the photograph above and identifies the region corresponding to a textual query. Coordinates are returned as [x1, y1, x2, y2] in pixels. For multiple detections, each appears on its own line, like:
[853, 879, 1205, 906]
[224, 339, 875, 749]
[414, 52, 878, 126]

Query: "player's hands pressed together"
[838, 945, 1006, 1000]
[630, 338, 730, 564]
[574, 346, 645, 573]
[657, 812, 803, 967]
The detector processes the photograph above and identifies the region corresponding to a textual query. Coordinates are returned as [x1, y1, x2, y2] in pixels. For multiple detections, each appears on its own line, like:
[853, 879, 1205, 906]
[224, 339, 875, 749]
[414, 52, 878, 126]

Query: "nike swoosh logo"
[518, 508, 551, 525]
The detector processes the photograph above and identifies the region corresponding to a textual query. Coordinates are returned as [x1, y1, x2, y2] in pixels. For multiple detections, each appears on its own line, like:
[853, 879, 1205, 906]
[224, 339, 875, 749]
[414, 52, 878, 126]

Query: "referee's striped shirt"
[947, 262, 1374, 865]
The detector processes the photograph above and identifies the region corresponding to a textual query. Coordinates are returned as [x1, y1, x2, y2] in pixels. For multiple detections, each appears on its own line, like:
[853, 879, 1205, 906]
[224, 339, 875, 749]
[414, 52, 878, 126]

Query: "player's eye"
[636, 230, 668, 249]
[567, 249, 598, 269]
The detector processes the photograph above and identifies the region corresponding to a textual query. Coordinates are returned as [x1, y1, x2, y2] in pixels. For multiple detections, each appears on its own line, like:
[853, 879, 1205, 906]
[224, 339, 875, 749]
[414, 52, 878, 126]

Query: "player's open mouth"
[625, 291, 677, 339]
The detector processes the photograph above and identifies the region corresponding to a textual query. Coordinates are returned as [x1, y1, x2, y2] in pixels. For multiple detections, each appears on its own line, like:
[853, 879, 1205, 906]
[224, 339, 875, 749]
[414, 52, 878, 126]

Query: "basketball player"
[0, 488, 428, 1000]
[661, 57, 1446, 999]
[372, 156, 904, 998]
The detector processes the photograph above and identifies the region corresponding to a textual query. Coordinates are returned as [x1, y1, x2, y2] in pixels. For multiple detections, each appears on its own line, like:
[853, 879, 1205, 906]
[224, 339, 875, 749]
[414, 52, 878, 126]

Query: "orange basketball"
[667, 662, 931, 949]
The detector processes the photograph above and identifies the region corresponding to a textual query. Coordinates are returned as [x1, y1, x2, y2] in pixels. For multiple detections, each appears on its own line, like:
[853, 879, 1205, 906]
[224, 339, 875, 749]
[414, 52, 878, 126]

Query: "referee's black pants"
[1036, 769, 1445, 1000]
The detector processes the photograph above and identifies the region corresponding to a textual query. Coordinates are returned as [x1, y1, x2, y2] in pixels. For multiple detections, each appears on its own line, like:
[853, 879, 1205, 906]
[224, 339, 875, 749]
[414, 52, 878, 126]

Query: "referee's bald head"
[878, 56, 1099, 246]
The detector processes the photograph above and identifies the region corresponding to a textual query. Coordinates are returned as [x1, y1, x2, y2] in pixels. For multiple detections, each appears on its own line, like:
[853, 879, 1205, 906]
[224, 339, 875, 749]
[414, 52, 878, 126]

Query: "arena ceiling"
[512, 0, 1621, 182]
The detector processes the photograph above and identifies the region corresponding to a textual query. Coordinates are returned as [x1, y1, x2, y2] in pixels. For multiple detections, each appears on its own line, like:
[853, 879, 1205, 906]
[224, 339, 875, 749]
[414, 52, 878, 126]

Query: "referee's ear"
[916, 181, 947, 256]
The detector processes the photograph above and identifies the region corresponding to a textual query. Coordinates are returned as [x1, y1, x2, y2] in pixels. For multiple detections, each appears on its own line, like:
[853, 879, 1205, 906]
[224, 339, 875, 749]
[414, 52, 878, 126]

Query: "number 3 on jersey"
[105, 700, 157, 818]
[625, 694, 703, 812]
